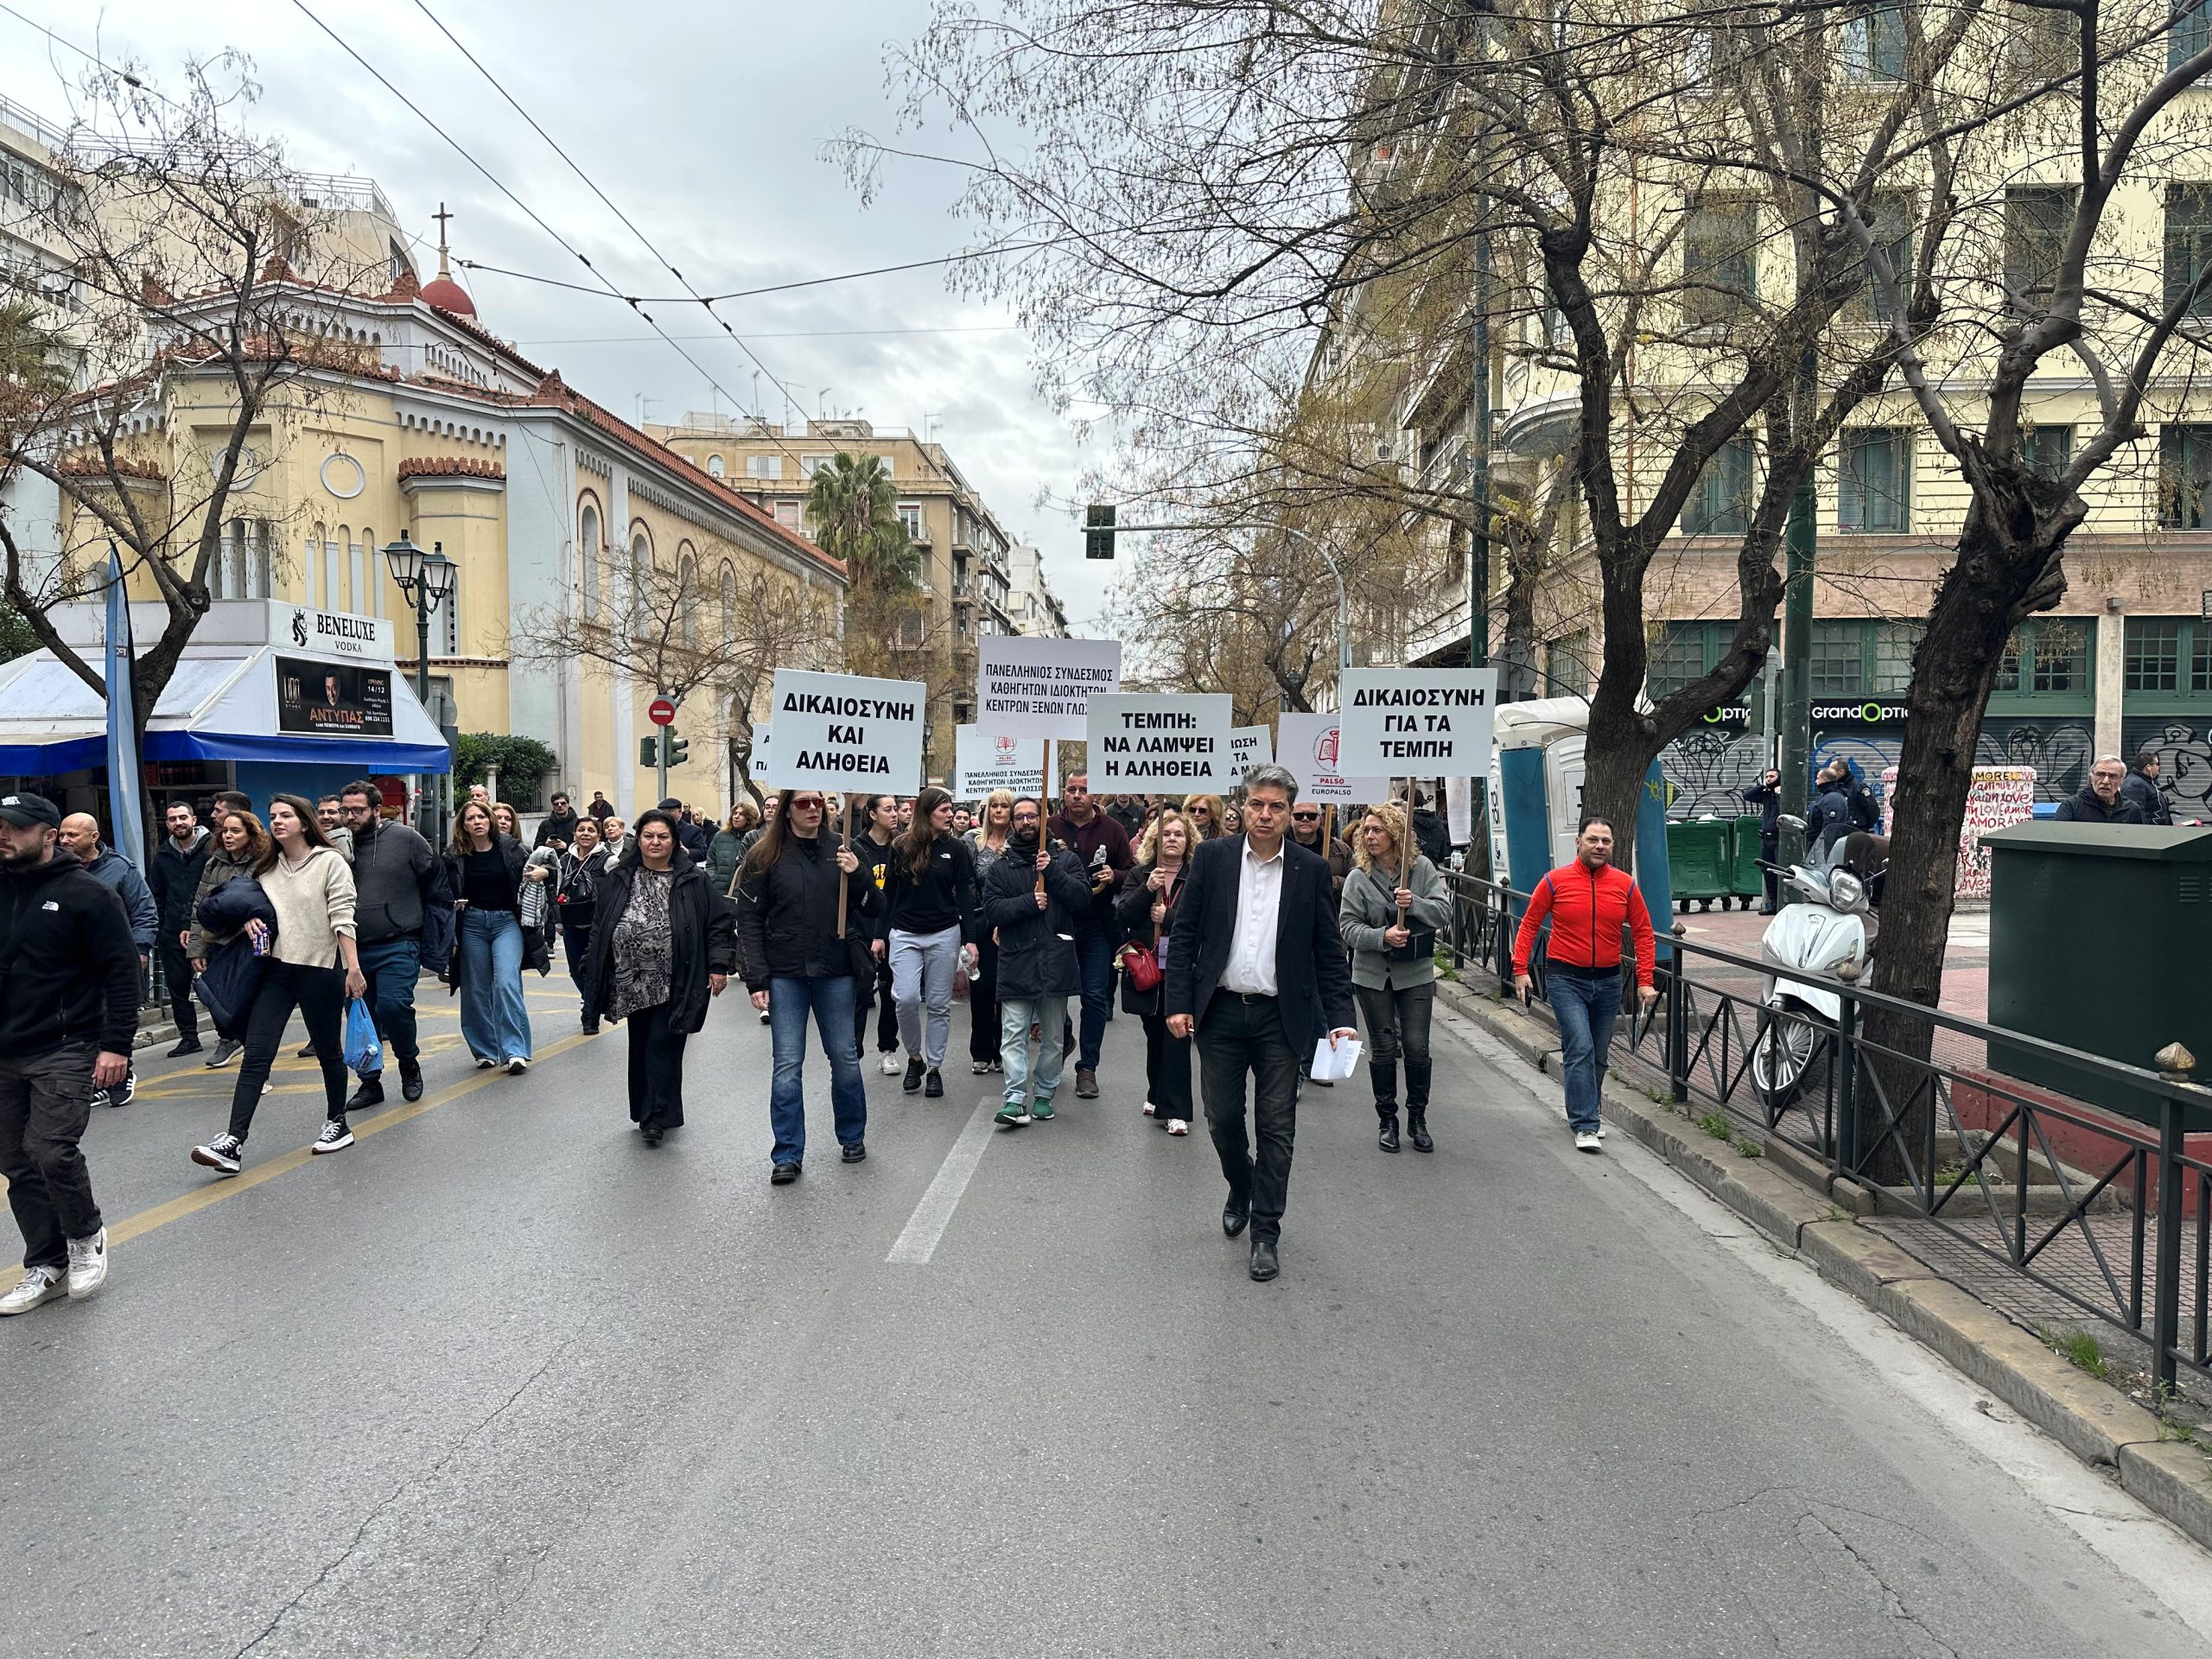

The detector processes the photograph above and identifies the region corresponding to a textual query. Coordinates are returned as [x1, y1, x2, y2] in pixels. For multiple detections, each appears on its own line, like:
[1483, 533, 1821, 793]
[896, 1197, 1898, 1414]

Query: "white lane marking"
[886, 1095, 1001, 1265]
[1435, 1001, 2212, 1634]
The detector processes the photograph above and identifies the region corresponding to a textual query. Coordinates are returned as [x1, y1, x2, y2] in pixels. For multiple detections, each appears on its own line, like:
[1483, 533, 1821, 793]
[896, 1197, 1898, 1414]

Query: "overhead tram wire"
[285, 0, 820, 475]
[404, 0, 813, 437]
[403, 0, 1020, 500]
[453, 243, 1067, 307]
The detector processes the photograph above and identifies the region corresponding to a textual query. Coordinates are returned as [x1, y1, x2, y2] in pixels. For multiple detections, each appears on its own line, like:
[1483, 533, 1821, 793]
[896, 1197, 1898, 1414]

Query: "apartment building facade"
[650, 414, 1020, 778]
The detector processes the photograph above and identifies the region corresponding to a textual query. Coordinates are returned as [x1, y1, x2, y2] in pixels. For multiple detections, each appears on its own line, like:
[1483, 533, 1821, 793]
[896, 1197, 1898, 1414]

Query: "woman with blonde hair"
[1339, 800, 1452, 1154]
[1182, 794, 1224, 841]
[1117, 808, 1198, 1132]
[491, 802, 521, 842]
[962, 788, 1017, 1074]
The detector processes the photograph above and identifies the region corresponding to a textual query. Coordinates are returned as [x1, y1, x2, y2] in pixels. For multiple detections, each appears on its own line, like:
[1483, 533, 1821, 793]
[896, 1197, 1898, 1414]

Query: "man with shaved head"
[59, 813, 156, 1108]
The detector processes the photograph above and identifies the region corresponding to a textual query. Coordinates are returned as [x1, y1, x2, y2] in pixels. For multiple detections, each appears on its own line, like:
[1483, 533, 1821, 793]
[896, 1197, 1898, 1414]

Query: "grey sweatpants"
[890, 925, 963, 1069]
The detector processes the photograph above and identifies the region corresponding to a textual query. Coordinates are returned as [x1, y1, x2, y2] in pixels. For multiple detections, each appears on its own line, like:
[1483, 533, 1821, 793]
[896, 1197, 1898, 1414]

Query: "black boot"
[1369, 1058, 1398, 1116]
[1378, 1113, 1401, 1153]
[1405, 1055, 1433, 1152]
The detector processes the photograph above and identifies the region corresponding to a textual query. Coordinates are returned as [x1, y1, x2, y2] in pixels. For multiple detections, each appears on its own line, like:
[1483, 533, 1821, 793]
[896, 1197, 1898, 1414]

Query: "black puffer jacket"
[2053, 786, 2147, 824]
[584, 850, 738, 1034]
[734, 834, 875, 989]
[192, 877, 279, 1039]
[979, 836, 1093, 1000]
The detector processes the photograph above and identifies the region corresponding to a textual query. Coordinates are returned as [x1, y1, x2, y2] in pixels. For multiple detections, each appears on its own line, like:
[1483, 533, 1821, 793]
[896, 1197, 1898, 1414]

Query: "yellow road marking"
[4, 1030, 598, 1272]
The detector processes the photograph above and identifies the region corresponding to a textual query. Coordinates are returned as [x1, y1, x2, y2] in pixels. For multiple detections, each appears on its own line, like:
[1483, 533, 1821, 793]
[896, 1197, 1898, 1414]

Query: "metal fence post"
[1834, 991, 1858, 1181]
[2153, 1093, 2185, 1400]
[1666, 950, 1688, 1103]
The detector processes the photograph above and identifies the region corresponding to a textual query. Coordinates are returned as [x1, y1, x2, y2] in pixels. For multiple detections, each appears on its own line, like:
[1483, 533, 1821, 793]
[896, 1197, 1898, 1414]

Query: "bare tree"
[508, 537, 837, 799]
[0, 57, 383, 748]
[1844, 5, 2212, 1151]
[852, 2, 2010, 862]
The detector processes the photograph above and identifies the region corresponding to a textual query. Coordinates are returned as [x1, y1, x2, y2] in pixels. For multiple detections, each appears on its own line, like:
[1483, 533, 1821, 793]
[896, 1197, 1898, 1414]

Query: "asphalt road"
[3, 970, 2208, 1656]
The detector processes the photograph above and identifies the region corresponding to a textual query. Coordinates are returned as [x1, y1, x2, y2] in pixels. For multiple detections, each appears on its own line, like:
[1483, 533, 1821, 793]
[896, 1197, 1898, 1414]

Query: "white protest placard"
[1278, 712, 1390, 804]
[768, 669, 927, 792]
[1086, 693, 1234, 790]
[744, 725, 775, 791]
[955, 725, 1046, 798]
[1219, 724, 1274, 788]
[976, 634, 1122, 741]
[1337, 667, 1499, 778]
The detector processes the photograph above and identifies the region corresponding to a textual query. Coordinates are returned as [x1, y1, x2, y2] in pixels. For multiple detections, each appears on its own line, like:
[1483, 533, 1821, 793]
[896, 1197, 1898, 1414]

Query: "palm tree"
[804, 453, 920, 594]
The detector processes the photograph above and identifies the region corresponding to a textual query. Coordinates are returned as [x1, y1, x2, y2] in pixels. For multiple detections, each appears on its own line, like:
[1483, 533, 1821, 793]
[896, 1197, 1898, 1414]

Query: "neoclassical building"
[9, 245, 846, 818]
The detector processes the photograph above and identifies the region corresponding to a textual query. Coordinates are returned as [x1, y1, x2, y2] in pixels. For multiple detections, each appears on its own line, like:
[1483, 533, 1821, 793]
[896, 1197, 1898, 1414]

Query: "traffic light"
[665, 730, 690, 767]
[1084, 502, 1116, 560]
[639, 734, 660, 767]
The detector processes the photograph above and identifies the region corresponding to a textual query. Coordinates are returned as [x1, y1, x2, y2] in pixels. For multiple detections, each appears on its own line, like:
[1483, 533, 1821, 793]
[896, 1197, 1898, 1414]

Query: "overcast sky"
[0, 0, 1111, 628]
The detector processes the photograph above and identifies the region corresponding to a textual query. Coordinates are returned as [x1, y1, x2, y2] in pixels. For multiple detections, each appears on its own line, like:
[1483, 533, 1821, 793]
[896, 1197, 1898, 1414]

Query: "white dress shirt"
[1219, 837, 1285, 995]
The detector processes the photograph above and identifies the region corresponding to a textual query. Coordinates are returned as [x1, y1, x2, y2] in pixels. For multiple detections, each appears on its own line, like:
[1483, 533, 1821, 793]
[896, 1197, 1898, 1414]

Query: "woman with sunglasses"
[734, 789, 874, 1180]
[587, 809, 737, 1147]
[1181, 794, 1224, 842]
[1116, 808, 1197, 1134]
[883, 786, 979, 1098]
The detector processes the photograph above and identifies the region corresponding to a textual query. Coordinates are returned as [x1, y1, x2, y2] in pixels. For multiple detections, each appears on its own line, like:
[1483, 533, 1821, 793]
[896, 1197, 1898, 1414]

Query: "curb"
[1433, 975, 2212, 1554]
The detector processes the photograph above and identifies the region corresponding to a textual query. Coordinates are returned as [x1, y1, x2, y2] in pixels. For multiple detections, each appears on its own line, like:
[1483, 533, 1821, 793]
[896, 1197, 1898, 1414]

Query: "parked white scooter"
[1750, 818, 1884, 1109]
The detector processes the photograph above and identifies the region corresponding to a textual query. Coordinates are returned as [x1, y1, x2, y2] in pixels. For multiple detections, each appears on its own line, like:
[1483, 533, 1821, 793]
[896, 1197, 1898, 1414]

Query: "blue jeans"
[459, 909, 532, 1064]
[1072, 926, 1116, 1070]
[768, 974, 867, 1166]
[1549, 967, 1620, 1134]
[354, 937, 421, 1070]
[999, 996, 1067, 1106]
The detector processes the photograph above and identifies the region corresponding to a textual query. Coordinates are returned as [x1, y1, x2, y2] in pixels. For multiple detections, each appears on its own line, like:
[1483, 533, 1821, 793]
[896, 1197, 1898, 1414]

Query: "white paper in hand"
[1310, 1036, 1363, 1082]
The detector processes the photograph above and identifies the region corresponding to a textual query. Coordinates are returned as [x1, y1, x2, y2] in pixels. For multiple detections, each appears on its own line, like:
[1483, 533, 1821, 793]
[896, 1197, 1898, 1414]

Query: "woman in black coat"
[442, 802, 536, 1071]
[977, 798, 1093, 1128]
[582, 810, 738, 1146]
[1116, 807, 1197, 1135]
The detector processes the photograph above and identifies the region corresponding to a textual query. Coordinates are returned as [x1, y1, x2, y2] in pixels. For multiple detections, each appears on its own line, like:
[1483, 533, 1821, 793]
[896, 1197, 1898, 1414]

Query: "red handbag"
[1118, 870, 1175, 992]
[1119, 940, 1162, 992]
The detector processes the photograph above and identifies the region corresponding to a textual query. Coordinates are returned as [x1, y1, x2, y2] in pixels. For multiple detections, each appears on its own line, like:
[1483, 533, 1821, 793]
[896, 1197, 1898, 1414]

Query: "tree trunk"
[1580, 693, 1660, 875]
[1858, 474, 2071, 1186]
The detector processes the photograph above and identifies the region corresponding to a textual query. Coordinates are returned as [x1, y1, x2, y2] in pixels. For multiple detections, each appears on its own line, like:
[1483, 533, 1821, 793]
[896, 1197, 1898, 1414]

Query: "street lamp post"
[382, 530, 457, 836]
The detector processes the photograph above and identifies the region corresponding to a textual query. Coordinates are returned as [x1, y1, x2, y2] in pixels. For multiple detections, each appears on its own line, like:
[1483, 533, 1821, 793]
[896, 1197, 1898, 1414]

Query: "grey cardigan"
[1338, 855, 1452, 989]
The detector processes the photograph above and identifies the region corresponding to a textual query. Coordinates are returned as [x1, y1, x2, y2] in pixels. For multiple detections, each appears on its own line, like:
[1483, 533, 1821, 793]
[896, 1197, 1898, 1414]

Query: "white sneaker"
[879, 1053, 902, 1076]
[1574, 1130, 1603, 1154]
[0, 1265, 67, 1316]
[312, 1118, 354, 1154]
[474, 1056, 497, 1070]
[1141, 1100, 1157, 1117]
[65, 1227, 108, 1300]
[1166, 1118, 1190, 1136]
[505, 1057, 530, 1075]
[1595, 1124, 1607, 1139]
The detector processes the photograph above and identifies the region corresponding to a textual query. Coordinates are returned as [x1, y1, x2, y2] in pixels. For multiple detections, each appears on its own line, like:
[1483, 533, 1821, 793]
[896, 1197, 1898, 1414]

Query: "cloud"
[0, 0, 1116, 627]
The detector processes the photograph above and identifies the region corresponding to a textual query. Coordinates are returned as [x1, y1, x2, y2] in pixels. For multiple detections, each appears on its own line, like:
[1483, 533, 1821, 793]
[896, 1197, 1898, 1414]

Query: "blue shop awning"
[0, 642, 451, 777]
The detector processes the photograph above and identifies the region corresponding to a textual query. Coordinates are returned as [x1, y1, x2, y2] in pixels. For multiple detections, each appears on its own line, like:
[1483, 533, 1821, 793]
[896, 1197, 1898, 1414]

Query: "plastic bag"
[343, 996, 383, 1077]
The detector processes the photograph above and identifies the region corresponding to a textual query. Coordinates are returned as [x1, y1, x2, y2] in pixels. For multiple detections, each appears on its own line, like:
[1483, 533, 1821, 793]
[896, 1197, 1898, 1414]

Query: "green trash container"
[1666, 817, 1733, 912]
[1730, 814, 1768, 907]
[1980, 823, 2212, 1128]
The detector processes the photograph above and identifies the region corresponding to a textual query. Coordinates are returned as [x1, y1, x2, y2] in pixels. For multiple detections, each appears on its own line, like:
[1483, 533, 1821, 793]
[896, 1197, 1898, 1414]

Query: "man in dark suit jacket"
[1166, 764, 1357, 1282]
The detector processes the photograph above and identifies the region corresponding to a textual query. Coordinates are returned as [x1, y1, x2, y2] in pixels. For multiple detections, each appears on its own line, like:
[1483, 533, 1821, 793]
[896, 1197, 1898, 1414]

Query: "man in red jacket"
[1512, 815, 1657, 1154]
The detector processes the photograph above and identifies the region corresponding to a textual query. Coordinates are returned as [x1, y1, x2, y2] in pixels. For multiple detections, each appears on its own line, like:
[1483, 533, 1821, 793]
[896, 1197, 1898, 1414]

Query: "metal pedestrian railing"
[1439, 868, 2212, 1401]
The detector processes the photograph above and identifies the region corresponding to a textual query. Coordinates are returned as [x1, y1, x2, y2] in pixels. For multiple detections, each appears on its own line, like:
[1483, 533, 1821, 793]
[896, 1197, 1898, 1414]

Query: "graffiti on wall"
[2121, 717, 2212, 822]
[1660, 714, 2095, 815]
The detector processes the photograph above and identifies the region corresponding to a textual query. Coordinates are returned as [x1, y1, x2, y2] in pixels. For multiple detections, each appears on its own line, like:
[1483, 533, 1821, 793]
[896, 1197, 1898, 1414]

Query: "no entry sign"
[648, 696, 677, 727]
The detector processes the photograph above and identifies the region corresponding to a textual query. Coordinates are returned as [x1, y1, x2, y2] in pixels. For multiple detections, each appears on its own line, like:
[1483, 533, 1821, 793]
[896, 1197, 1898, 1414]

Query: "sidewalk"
[1432, 969, 2212, 1555]
[1669, 899, 1990, 1022]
